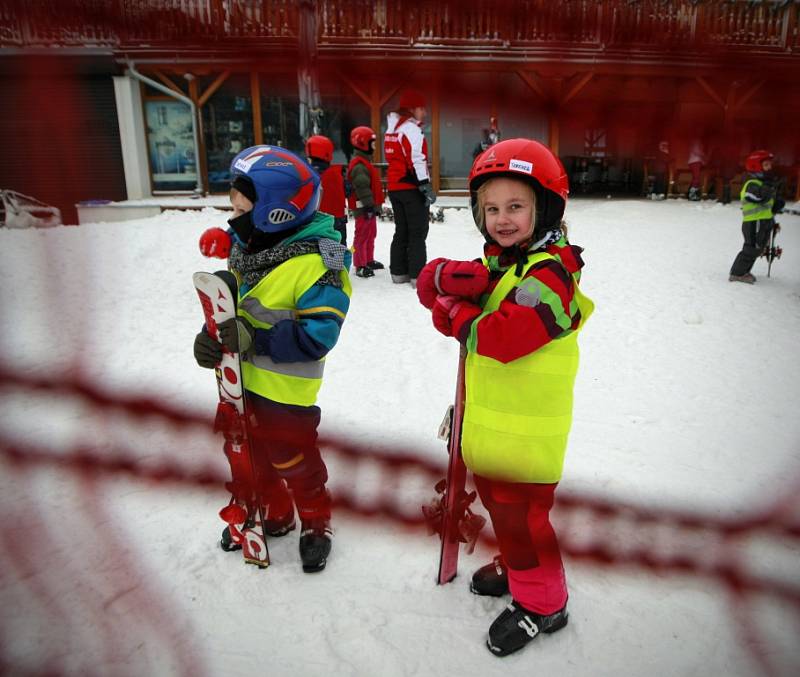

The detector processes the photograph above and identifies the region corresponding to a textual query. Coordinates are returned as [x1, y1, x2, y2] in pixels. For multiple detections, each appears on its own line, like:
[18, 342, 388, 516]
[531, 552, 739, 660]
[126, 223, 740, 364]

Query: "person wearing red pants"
[416, 138, 593, 657]
[347, 125, 385, 278]
[194, 146, 352, 573]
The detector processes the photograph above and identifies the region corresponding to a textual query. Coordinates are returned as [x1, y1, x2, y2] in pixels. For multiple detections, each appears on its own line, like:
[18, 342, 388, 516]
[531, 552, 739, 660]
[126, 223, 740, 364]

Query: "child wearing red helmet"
[729, 149, 784, 283]
[347, 125, 385, 278]
[416, 138, 594, 657]
[305, 134, 349, 247]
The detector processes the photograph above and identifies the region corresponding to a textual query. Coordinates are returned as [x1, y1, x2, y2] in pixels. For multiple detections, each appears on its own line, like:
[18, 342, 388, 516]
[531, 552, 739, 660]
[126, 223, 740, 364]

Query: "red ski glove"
[199, 227, 232, 258]
[432, 295, 481, 340]
[416, 257, 447, 309]
[417, 258, 489, 309]
[438, 259, 489, 298]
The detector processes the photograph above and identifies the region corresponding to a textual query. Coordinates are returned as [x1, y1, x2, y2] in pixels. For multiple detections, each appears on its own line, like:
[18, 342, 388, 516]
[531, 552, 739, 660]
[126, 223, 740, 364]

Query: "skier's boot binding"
[487, 601, 568, 657]
[299, 517, 332, 573]
[470, 555, 509, 596]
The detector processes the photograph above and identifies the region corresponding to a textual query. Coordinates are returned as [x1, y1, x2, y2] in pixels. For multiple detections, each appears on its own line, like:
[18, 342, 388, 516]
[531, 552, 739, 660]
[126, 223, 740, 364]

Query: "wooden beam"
[732, 80, 763, 112]
[251, 71, 262, 146]
[152, 69, 186, 97]
[695, 76, 726, 109]
[338, 71, 372, 106]
[561, 71, 593, 106]
[379, 85, 401, 108]
[198, 70, 231, 107]
[516, 69, 548, 100]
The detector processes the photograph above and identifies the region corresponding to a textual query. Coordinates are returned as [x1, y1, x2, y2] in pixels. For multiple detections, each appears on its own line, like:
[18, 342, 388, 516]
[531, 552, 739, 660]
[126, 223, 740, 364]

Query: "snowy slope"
[0, 198, 798, 676]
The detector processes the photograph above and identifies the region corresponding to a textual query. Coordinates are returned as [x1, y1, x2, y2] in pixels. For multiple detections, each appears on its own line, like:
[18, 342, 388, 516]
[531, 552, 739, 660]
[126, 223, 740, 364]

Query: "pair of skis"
[193, 271, 270, 568]
[423, 346, 486, 584]
[764, 224, 783, 278]
[196, 270, 483, 579]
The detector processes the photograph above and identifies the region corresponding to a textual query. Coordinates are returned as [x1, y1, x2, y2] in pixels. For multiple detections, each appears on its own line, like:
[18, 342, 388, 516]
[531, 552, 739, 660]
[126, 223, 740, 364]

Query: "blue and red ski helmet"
[229, 145, 321, 233]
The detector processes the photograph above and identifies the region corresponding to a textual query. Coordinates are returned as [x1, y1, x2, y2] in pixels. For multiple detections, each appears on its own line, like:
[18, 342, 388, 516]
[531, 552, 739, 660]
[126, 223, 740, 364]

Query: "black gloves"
[194, 330, 222, 369]
[194, 318, 254, 369]
[419, 181, 436, 206]
[218, 317, 255, 353]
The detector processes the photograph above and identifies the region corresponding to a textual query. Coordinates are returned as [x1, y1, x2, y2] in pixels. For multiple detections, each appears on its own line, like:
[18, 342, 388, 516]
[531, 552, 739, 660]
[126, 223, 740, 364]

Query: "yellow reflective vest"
[236, 253, 351, 407]
[461, 252, 594, 483]
[740, 178, 774, 222]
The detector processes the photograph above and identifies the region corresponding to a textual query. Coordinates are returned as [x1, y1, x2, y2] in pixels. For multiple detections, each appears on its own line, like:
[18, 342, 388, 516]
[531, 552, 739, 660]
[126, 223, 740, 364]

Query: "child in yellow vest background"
[728, 149, 784, 284]
[417, 138, 593, 657]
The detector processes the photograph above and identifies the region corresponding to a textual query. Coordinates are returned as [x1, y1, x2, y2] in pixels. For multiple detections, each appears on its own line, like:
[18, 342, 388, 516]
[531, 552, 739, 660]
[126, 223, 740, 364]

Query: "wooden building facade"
[1, 0, 799, 221]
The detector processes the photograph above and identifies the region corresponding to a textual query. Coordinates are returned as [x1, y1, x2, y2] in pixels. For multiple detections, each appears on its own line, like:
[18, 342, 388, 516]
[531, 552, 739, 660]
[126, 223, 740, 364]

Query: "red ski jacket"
[383, 111, 429, 192]
[318, 164, 346, 218]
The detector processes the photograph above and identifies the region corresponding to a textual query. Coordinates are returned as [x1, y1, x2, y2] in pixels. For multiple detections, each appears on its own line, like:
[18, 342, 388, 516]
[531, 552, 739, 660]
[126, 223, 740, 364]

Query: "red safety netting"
[0, 365, 798, 675]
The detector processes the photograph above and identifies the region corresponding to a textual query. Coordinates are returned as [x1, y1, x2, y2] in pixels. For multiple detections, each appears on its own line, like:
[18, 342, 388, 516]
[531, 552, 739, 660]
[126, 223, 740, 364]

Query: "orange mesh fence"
[1, 365, 798, 676]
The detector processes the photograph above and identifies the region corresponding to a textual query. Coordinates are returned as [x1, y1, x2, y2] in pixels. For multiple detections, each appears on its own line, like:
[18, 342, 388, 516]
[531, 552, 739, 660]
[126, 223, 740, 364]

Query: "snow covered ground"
[0, 197, 798, 676]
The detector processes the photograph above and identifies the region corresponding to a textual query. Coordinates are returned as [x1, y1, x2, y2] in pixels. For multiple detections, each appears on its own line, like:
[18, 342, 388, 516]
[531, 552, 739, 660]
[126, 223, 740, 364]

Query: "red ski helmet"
[305, 135, 334, 163]
[469, 138, 569, 237]
[744, 149, 774, 174]
[350, 126, 376, 152]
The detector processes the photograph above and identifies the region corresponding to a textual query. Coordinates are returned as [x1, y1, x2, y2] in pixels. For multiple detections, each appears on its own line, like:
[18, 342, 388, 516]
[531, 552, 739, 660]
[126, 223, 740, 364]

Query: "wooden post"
[548, 114, 560, 157]
[549, 78, 563, 154]
[251, 70, 262, 145]
[369, 80, 381, 162]
[187, 76, 208, 194]
[431, 83, 440, 194]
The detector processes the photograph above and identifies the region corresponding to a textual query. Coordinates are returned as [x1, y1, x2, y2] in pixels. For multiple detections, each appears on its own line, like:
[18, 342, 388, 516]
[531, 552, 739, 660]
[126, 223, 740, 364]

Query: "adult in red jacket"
[306, 135, 349, 246]
[383, 89, 436, 286]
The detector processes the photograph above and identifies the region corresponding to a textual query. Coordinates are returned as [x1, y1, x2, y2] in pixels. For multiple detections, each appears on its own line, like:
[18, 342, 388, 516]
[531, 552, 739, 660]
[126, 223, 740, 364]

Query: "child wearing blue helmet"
[194, 145, 352, 572]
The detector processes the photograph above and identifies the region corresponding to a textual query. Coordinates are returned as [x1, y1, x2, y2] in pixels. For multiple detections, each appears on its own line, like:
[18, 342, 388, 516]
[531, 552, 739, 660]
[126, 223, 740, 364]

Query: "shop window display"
[202, 75, 255, 193]
[144, 100, 197, 192]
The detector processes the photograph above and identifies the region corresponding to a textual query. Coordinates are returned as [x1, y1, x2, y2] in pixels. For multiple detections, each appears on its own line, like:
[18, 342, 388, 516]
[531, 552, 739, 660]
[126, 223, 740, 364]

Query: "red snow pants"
[244, 392, 331, 522]
[474, 475, 567, 615]
[353, 213, 377, 268]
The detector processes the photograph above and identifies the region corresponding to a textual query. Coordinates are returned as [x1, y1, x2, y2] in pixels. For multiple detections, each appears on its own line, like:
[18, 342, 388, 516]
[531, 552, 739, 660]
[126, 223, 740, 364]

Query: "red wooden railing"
[0, 0, 797, 54]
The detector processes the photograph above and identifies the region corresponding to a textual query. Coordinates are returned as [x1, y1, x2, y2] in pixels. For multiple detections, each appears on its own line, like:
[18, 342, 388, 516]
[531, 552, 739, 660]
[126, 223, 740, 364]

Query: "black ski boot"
[220, 514, 295, 552]
[487, 601, 569, 657]
[355, 266, 375, 278]
[299, 517, 332, 573]
[220, 526, 242, 552]
[470, 555, 509, 596]
[366, 260, 385, 270]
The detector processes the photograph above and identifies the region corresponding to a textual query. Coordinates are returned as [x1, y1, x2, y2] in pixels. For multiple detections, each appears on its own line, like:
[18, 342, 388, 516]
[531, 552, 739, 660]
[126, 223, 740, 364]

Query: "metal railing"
[0, 1, 797, 53]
